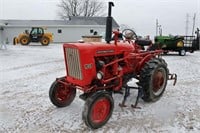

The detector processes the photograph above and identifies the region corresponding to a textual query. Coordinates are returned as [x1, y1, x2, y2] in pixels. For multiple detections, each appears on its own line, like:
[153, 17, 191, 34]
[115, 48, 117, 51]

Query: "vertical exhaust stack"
[105, 2, 114, 43]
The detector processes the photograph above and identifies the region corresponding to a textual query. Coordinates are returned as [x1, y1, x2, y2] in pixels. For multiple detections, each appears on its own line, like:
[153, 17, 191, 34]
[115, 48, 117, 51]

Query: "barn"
[0, 17, 119, 44]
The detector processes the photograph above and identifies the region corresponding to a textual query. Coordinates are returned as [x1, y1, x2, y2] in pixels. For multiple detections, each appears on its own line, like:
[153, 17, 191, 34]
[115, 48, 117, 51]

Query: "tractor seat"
[135, 39, 152, 46]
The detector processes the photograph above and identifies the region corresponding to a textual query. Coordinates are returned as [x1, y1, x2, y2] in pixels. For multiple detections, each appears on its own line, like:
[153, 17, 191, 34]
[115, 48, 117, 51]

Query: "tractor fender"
[43, 33, 53, 42]
[18, 33, 29, 40]
[136, 54, 154, 72]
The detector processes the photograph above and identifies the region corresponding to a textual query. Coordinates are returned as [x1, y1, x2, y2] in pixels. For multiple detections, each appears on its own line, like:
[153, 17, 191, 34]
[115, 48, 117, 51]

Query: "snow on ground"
[0, 43, 200, 133]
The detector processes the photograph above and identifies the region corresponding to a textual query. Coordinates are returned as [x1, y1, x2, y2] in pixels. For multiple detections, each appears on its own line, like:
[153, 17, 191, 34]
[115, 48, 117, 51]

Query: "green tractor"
[152, 28, 199, 56]
[154, 35, 186, 55]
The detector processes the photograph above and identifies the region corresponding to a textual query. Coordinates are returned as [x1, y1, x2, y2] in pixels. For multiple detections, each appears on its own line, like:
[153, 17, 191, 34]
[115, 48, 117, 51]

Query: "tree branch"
[57, 0, 105, 19]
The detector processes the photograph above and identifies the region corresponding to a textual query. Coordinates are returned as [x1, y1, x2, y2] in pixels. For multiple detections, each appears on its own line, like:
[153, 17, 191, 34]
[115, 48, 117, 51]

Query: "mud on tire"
[139, 58, 169, 102]
[82, 91, 114, 129]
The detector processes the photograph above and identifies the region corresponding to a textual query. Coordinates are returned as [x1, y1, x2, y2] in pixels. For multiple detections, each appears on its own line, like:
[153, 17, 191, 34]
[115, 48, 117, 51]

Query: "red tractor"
[49, 2, 177, 129]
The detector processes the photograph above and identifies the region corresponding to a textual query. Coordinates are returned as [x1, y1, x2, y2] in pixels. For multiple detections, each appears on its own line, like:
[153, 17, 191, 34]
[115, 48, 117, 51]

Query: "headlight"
[97, 71, 104, 80]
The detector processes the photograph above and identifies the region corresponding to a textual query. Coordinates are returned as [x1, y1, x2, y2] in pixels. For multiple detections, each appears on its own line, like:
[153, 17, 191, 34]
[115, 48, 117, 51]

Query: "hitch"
[168, 73, 177, 86]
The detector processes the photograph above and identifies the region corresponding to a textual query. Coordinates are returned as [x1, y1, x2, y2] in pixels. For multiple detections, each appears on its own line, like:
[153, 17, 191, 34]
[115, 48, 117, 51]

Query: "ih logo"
[84, 64, 92, 69]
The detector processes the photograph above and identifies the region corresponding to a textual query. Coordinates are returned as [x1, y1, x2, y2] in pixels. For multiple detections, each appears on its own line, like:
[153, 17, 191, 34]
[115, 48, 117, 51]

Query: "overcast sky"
[0, 0, 199, 37]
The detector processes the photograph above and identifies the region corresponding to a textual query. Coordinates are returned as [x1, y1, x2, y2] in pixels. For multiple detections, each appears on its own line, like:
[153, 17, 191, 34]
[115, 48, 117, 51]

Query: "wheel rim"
[177, 41, 184, 47]
[152, 68, 166, 96]
[22, 38, 28, 44]
[91, 98, 111, 123]
[181, 50, 185, 55]
[55, 84, 72, 104]
[43, 39, 48, 44]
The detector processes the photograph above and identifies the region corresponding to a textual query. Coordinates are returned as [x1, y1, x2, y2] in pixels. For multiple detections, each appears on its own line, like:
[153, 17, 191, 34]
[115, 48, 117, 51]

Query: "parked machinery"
[152, 28, 199, 56]
[13, 27, 53, 46]
[49, 2, 177, 129]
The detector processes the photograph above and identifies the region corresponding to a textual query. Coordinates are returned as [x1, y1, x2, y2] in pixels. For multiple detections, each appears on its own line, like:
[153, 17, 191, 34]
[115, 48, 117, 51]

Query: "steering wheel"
[122, 29, 137, 40]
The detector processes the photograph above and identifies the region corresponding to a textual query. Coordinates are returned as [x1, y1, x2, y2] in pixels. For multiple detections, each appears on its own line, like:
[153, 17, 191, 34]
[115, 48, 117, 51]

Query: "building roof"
[0, 20, 67, 26]
[69, 16, 119, 28]
[0, 17, 119, 28]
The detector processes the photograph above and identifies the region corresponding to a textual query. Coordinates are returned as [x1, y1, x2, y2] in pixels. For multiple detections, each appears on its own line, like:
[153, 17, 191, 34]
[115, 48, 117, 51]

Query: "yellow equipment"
[13, 27, 53, 46]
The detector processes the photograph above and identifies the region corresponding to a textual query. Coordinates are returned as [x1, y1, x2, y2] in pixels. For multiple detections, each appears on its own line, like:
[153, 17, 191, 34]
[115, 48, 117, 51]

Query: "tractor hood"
[63, 41, 135, 87]
[63, 41, 135, 56]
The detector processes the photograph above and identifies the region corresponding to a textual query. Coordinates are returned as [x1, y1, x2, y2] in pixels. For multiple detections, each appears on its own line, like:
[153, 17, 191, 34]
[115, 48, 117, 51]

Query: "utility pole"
[156, 19, 162, 36]
[156, 19, 158, 36]
[159, 25, 162, 36]
[185, 13, 190, 36]
[192, 13, 196, 36]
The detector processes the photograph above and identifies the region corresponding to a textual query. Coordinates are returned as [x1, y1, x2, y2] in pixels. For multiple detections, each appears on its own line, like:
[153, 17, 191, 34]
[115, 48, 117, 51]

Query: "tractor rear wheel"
[41, 37, 50, 46]
[139, 58, 168, 102]
[20, 36, 30, 45]
[49, 78, 76, 107]
[82, 91, 114, 129]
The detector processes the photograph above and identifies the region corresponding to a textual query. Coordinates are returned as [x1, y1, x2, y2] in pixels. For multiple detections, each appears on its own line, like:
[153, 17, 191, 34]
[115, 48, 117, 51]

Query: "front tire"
[179, 49, 186, 56]
[139, 58, 168, 102]
[82, 91, 114, 129]
[49, 78, 76, 107]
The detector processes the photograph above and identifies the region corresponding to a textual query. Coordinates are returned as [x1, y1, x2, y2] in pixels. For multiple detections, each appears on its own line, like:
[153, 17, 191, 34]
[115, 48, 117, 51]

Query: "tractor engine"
[63, 41, 138, 92]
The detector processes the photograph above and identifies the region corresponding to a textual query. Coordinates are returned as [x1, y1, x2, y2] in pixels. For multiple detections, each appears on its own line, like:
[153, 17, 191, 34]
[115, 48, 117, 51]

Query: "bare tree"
[58, 0, 105, 19]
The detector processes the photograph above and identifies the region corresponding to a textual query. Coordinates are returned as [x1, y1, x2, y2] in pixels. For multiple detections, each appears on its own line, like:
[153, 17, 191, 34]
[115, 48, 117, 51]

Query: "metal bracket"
[119, 85, 142, 109]
[168, 73, 177, 86]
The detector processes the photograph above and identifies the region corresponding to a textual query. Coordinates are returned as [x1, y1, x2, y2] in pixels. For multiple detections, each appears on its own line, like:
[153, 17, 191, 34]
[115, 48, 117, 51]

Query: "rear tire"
[82, 91, 114, 129]
[49, 77, 76, 107]
[139, 58, 168, 102]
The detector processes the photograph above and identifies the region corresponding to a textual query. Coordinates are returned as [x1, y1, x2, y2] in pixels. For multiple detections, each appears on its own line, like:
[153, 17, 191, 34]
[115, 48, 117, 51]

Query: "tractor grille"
[65, 48, 83, 80]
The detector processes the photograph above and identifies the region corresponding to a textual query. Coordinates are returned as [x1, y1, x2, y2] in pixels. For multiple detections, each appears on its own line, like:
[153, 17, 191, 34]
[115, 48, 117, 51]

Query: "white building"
[0, 17, 119, 44]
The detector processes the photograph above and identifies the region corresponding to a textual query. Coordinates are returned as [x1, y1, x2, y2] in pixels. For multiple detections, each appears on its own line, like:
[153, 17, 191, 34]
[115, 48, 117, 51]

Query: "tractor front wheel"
[179, 49, 186, 56]
[82, 91, 114, 129]
[49, 78, 76, 107]
[41, 37, 50, 46]
[20, 36, 30, 45]
[140, 58, 168, 102]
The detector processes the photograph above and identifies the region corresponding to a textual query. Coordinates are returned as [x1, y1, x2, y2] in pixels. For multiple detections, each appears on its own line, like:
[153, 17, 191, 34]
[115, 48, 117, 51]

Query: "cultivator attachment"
[119, 73, 177, 109]
[119, 84, 142, 109]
